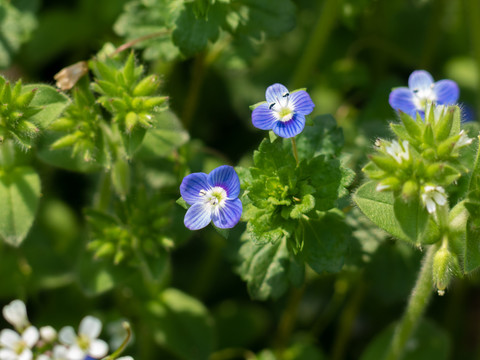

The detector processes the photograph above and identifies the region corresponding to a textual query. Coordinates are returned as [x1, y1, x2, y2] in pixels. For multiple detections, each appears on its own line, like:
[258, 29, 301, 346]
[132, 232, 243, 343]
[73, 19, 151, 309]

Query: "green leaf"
[136, 110, 189, 159]
[360, 319, 450, 360]
[353, 181, 412, 243]
[23, 84, 70, 128]
[176, 196, 188, 210]
[393, 195, 428, 244]
[300, 211, 349, 274]
[0, 166, 41, 246]
[238, 234, 304, 300]
[0, 1, 37, 68]
[121, 126, 147, 158]
[294, 114, 344, 160]
[148, 288, 215, 360]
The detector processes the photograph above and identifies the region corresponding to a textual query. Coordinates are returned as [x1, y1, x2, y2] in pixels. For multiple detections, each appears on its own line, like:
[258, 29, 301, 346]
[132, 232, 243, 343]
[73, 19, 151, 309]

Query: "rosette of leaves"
[0, 77, 41, 149]
[86, 186, 179, 281]
[237, 116, 354, 300]
[90, 52, 168, 156]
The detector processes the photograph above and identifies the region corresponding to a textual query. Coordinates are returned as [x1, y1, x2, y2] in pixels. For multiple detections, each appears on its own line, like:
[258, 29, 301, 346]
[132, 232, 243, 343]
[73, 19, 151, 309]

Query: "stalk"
[384, 244, 438, 360]
[291, 137, 300, 165]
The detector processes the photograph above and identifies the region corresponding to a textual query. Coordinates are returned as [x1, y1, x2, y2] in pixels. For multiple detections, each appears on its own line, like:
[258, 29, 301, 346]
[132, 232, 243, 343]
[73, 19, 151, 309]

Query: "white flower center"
[269, 92, 295, 122]
[412, 84, 436, 109]
[200, 186, 227, 208]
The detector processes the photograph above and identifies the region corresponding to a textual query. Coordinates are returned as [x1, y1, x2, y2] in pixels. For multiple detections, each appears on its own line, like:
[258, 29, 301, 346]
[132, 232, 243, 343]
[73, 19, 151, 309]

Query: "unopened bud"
[376, 177, 400, 192]
[432, 245, 459, 295]
[402, 180, 418, 200]
[40, 326, 57, 342]
[133, 75, 160, 96]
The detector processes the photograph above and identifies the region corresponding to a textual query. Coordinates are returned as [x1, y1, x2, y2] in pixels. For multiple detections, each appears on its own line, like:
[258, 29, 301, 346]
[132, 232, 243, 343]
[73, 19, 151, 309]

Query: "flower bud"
[95, 242, 116, 258]
[434, 107, 454, 141]
[15, 89, 37, 108]
[51, 131, 83, 149]
[369, 155, 399, 173]
[133, 75, 160, 96]
[401, 180, 418, 200]
[49, 117, 76, 131]
[376, 177, 401, 192]
[398, 111, 421, 138]
[432, 245, 459, 295]
[40, 326, 57, 342]
[125, 112, 138, 133]
[2, 300, 29, 331]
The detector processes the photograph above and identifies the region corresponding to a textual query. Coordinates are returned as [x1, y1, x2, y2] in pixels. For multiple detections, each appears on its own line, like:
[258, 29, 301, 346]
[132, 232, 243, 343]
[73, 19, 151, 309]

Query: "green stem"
[95, 171, 112, 212]
[331, 279, 365, 360]
[291, 137, 299, 165]
[384, 244, 438, 360]
[0, 140, 16, 169]
[465, 0, 480, 117]
[274, 284, 306, 353]
[103, 322, 132, 360]
[182, 53, 207, 130]
[290, 0, 339, 89]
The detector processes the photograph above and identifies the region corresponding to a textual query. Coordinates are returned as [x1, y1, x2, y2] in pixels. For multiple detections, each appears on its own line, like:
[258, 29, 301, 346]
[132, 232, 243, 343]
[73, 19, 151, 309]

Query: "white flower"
[0, 326, 39, 360]
[385, 140, 410, 164]
[58, 316, 108, 360]
[117, 357, 134, 360]
[2, 300, 29, 331]
[39, 326, 57, 343]
[454, 130, 473, 150]
[421, 185, 447, 213]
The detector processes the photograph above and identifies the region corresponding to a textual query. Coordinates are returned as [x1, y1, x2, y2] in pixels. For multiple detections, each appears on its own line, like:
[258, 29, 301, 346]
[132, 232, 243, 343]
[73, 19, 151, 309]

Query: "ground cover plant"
[1, 0, 480, 359]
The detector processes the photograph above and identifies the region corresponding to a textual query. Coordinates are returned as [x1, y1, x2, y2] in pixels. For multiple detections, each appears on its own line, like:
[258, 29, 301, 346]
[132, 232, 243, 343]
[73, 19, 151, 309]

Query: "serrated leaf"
[300, 211, 349, 274]
[148, 288, 215, 360]
[0, 166, 41, 246]
[22, 84, 70, 128]
[294, 114, 344, 160]
[238, 235, 303, 300]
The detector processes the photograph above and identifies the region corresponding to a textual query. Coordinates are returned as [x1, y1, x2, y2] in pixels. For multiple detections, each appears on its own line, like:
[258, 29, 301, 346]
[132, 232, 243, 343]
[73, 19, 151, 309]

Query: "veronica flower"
[0, 326, 39, 360]
[180, 165, 242, 230]
[252, 83, 315, 138]
[389, 70, 459, 118]
[421, 185, 447, 214]
[58, 316, 108, 360]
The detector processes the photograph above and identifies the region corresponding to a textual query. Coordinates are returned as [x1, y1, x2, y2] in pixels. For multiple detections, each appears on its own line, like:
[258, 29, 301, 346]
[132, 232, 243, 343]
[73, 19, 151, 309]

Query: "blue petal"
[252, 103, 276, 130]
[184, 203, 212, 230]
[408, 70, 434, 91]
[290, 90, 315, 115]
[389, 87, 417, 113]
[434, 80, 459, 105]
[212, 198, 242, 229]
[265, 83, 289, 105]
[207, 165, 240, 198]
[272, 113, 306, 138]
[180, 172, 209, 205]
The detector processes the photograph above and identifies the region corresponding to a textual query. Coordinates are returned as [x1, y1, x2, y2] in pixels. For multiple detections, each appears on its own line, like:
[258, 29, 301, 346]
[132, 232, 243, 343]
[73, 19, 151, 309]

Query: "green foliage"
[0, 165, 41, 246]
[114, 0, 296, 60]
[361, 319, 450, 360]
[148, 288, 215, 360]
[0, 0, 38, 68]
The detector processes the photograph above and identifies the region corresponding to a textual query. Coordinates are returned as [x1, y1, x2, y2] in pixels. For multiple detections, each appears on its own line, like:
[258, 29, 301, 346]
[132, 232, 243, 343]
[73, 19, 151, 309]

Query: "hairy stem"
[111, 31, 170, 57]
[291, 137, 300, 165]
[384, 244, 438, 360]
[290, 0, 339, 89]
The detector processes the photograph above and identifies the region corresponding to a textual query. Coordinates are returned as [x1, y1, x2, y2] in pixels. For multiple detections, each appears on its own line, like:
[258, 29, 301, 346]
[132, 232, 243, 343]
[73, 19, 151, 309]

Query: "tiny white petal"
[376, 183, 390, 192]
[36, 355, 50, 360]
[58, 326, 77, 345]
[2, 300, 28, 330]
[433, 192, 447, 206]
[22, 326, 39, 348]
[117, 357, 134, 360]
[0, 329, 21, 349]
[53, 344, 69, 359]
[0, 349, 16, 360]
[40, 325, 57, 342]
[66, 345, 85, 360]
[426, 198, 436, 213]
[17, 349, 32, 360]
[88, 339, 109, 358]
[79, 316, 102, 340]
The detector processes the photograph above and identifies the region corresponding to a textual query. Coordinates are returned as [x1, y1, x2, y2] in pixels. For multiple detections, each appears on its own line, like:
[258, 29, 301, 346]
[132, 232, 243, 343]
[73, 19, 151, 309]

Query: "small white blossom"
[117, 357, 134, 360]
[2, 300, 29, 331]
[40, 326, 57, 343]
[0, 326, 39, 360]
[385, 140, 410, 164]
[421, 185, 447, 213]
[58, 316, 108, 360]
[454, 130, 473, 150]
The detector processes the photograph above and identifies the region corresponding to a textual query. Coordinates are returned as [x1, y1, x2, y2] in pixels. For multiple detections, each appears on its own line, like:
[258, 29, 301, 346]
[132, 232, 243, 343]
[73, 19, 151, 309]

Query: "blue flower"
[389, 70, 459, 118]
[252, 83, 315, 138]
[180, 165, 242, 230]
